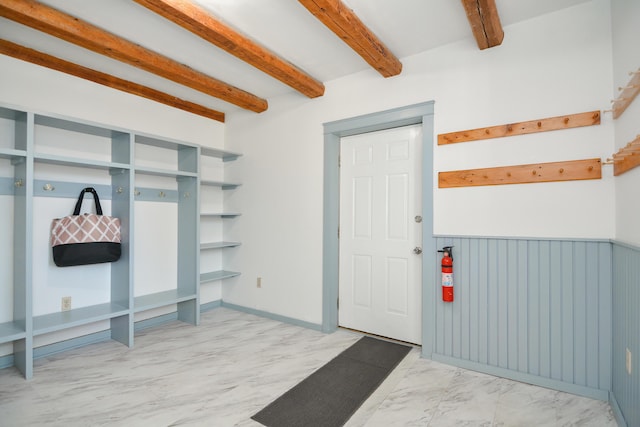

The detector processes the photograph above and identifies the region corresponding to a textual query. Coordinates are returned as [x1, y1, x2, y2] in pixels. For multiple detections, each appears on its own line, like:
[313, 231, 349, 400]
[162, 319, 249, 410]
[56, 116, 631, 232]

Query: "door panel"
[339, 124, 422, 344]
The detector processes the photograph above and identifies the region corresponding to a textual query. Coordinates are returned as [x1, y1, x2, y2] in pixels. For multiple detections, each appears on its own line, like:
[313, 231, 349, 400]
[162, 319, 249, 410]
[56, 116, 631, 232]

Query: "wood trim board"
[438, 111, 601, 145]
[438, 158, 602, 188]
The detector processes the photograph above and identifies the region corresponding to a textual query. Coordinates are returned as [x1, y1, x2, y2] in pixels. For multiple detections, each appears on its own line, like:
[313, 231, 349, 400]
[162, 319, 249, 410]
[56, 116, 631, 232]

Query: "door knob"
[413, 247, 422, 254]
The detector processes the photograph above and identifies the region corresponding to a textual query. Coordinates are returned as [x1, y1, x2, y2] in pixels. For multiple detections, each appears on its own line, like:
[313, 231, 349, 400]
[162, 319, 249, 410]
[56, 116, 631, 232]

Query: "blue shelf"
[201, 212, 241, 218]
[134, 289, 197, 313]
[200, 270, 240, 283]
[134, 165, 197, 178]
[200, 147, 242, 162]
[0, 321, 26, 344]
[200, 241, 241, 250]
[200, 179, 241, 190]
[34, 153, 130, 172]
[0, 147, 27, 161]
[33, 302, 130, 336]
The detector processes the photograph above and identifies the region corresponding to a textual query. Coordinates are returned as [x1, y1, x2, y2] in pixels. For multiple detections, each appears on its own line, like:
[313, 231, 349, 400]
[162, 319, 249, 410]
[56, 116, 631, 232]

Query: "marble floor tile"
[0, 308, 617, 426]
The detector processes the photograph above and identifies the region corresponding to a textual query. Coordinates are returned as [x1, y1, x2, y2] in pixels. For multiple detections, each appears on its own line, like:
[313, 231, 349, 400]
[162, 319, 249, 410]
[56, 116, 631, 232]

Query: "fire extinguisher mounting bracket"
[437, 246, 454, 260]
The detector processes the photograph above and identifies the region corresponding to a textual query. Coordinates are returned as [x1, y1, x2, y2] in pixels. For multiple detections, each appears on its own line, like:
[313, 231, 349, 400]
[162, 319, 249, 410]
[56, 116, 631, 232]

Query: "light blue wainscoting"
[432, 237, 612, 400]
[611, 241, 640, 427]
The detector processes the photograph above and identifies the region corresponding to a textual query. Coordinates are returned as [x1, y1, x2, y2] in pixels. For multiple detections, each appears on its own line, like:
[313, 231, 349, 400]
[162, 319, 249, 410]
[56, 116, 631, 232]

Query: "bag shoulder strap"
[73, 187, 103, 215]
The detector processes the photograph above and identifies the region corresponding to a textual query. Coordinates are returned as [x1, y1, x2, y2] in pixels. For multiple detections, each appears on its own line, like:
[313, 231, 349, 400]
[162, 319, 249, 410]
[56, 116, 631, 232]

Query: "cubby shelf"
[34, 153, 130, 171]
[134, 165, 197, 178]
[0, 321, 26, 345]
[201, 241, 241, 250]
[201, 212, 242, 218]
[201, 146, 242, 162]
[200, 270, 241, 283]
[134, 290, 197, 313]
[0, 148, 26, 160]
[201, 179, 241, 190]
[32, 302, 129, 336]
[0, 103, 242, 379]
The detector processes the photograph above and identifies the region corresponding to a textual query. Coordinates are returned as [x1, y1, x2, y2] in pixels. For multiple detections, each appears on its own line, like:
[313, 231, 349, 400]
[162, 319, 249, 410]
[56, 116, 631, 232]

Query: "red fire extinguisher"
[439, 246, 454, 302]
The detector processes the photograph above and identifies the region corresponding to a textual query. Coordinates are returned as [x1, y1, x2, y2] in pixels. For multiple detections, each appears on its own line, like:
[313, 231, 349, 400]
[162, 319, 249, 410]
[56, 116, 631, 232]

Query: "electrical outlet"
[626, 348, 632, 375]
[61, 296, 72, 311]
[257, 277, 262, 288]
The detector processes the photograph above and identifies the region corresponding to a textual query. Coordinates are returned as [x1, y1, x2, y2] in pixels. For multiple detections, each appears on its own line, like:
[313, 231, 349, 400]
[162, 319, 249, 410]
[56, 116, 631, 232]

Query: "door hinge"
[338, 154, 341, 168]
[337, 298, 339, 309]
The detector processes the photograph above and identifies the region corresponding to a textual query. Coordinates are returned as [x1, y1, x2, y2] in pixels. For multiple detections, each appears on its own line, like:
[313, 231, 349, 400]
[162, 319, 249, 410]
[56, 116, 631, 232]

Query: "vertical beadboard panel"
[528, 240, 540, 376]
[612, 243, 640, 426]
[539, 240, 551, 379]
[434, 236, 613, 397]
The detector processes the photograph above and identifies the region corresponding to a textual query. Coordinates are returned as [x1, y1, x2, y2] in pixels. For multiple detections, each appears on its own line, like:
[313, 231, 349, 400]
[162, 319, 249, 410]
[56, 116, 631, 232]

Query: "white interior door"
[339, 125, 422, 344]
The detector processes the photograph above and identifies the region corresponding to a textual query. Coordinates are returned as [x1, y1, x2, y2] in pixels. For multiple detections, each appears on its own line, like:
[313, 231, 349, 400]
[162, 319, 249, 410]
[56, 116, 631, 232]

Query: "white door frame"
[322, 101, 435, 358]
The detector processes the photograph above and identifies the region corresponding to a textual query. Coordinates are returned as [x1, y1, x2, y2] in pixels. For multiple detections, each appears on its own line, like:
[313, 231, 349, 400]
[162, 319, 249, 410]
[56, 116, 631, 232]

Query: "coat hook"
[618, 84, 640, 91]
[603, 158, 615, 165]
[134, 190, 141, 196]
[116, 186, 124, 194]
[184, 192, 191, 198]
[14, 179, 24, 188]
[158, 191, 166, 198]
[43, 183, 55, 191]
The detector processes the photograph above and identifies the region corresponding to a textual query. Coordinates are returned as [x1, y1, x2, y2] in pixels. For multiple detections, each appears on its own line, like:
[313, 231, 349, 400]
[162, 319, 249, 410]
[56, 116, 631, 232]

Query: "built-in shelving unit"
[199, 146, 242, 290]
[0, 103, 241, 379]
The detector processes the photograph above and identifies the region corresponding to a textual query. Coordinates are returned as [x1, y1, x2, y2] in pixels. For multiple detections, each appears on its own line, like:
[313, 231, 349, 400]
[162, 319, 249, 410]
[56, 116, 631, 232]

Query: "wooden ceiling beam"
[461, 0, 504, 50]
[298, 0, 402, 77]
[0, 0, 267, 113]
[133, 0, 325, 99]
[0, 39, 225, 122]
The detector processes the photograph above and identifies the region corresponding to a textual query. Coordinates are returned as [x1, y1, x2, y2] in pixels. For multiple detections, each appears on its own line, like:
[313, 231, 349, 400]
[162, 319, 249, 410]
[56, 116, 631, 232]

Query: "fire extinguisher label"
[442, 273, 453, 288]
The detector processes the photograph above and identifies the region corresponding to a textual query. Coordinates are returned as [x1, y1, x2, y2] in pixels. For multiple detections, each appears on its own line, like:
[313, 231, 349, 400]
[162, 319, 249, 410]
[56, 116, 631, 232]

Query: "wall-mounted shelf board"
[34, 115, 126, 139]
[34, 153, 130, 171]
[200, 270, 240, 283]
[201, 147, 242, 162]
[134, 289, 197, 313]
[0, 321, 26, 344]
[0, 148, 27, 159]
[134, 165, 197, 178]
[611, 69, 640, 119]
[439, 158, 602, 188]
[201, 212, 241, 218]
[201, 241, 241, 250]
[438, 111, 601, 145]
[201, 179, 241, 190]
[32, 302, 129, 336]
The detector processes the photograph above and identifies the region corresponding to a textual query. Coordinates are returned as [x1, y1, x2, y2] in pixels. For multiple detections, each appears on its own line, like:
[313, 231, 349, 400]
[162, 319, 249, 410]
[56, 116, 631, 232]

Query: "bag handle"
[73, 187, 103, 216]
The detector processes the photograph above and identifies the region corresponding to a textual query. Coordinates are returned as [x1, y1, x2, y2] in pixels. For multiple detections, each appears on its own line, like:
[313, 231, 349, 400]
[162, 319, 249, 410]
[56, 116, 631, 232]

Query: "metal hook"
[43, 183, 55, 191]
[14, 179, 24, 188]
[184, 192, 191, 198]
[158, 191, 166, 198]
[134, 190, 141, 196]
[116, 186, 124, 194]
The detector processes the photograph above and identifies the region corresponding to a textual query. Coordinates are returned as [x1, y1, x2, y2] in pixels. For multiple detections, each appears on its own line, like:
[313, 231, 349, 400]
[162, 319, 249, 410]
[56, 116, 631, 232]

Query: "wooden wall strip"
[438, 111, 601, 145]
[612, 69, 640, 119]
[613, 135, 640, 176]
[438, 158, 601, 188]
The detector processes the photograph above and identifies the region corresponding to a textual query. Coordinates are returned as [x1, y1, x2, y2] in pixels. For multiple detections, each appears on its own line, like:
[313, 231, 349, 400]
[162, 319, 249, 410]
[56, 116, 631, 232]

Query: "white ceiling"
[0, 0, 591, 117]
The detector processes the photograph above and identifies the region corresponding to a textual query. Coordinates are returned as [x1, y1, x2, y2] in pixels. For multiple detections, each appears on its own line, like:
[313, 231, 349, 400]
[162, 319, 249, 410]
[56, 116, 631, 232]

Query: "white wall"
[223, 0, 615, 324]
[611, 0, 640, 246]
[0, 55, 226, 351]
